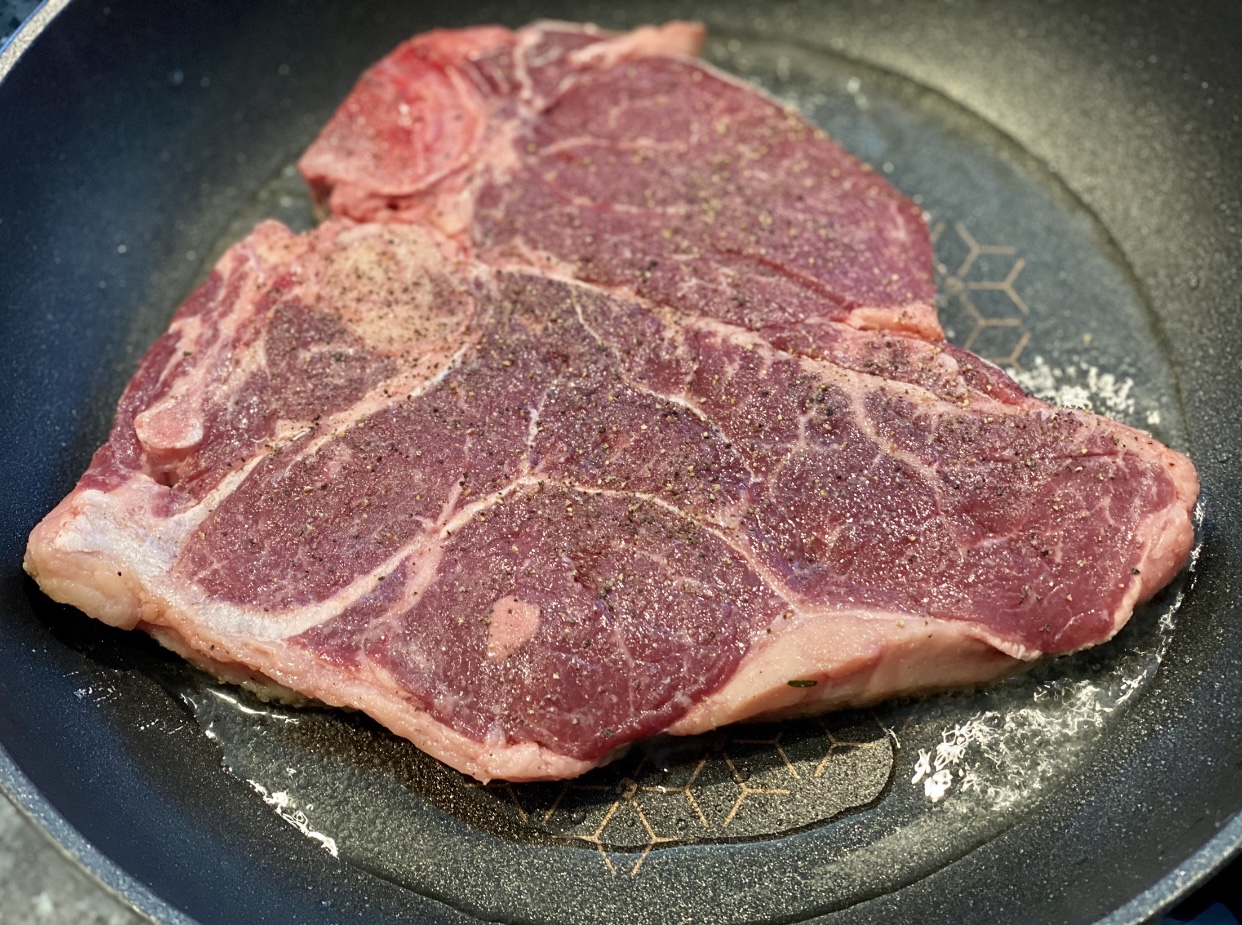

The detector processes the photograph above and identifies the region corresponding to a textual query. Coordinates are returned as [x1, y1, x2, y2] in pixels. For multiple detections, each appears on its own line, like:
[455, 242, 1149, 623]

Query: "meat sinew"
[26, 23, 1198, 782]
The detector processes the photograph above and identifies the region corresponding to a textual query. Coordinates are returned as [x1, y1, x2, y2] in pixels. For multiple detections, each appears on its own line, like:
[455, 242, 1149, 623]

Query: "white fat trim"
[668, 608, 1022, 735]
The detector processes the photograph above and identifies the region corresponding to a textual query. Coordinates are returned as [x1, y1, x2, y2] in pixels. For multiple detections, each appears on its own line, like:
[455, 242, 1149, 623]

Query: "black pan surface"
[1, 1, 1240, 923]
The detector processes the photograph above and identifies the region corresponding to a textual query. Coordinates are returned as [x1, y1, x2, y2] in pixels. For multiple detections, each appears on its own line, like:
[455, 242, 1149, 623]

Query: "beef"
[26, 22, 1198, 782]
[26, 218, 1198, 782]
[298, 21, 942, 343]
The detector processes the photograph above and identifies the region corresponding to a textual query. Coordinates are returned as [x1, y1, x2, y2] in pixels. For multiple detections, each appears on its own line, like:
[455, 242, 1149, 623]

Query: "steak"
[299, 21, 942, 344]
[26, 22, 1198, 782]
[26, 218, 1197, 782]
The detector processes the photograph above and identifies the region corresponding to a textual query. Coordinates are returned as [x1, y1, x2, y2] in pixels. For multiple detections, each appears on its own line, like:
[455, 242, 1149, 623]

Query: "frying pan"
[1, 1, 1240, 923]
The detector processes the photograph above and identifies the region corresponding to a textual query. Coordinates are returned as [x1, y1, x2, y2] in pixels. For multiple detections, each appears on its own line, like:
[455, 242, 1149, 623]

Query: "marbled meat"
[299, 20, 941, 342]
[25, 23, 1198, 782]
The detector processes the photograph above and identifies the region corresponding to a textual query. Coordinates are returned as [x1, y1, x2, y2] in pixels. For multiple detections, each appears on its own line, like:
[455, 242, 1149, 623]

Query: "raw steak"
[299, 20, 942, 344]
[26, 219, 1198, 781]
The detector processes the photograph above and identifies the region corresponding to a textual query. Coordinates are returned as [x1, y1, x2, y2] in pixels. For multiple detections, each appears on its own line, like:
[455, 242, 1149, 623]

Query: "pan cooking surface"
[144, 34, 1198, 925]
[1, 2, 1238, 924]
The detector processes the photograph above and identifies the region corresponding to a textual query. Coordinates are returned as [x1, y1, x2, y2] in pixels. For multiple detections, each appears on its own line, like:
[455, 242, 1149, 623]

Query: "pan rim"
[0, 0, 70, 79]
[3, 734, 1239, 924]
[0, 743, 202, 925]
[1099, 814, 1242, 925]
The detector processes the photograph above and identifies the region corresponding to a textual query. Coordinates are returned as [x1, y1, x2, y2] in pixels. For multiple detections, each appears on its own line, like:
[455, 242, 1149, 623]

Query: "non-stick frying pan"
[2, 1, 1240, 923]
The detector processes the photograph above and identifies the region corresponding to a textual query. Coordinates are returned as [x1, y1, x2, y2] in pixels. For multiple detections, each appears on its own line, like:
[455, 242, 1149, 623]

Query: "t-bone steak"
[25, 23, 1198, 782]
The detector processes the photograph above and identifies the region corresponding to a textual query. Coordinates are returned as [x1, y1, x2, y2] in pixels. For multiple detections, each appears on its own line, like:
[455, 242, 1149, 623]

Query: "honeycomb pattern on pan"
[471, 715, 894, 877]
[932, 220, 1032, 367]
